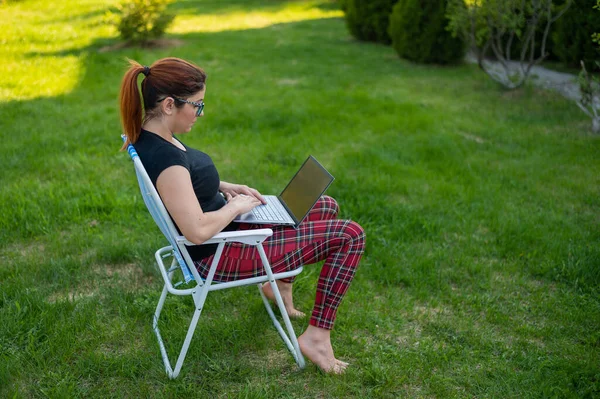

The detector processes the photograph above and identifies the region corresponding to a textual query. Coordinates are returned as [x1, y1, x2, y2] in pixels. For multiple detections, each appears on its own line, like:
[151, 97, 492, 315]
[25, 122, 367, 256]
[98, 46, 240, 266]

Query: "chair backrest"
[124, 140, 195, 283]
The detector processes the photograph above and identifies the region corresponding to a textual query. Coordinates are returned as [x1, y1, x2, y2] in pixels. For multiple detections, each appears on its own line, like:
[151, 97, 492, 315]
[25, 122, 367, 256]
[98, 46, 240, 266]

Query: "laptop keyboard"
[251, 197, 286, 221]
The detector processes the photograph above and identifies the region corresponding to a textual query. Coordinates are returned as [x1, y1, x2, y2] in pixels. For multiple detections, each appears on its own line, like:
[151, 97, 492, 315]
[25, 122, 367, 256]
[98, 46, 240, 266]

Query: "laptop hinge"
[278, 196, 299, 226]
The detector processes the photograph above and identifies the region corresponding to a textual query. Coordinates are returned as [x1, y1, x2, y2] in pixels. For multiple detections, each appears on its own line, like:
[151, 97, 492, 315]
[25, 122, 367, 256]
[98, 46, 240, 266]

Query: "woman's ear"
[161, 97, 175, 116]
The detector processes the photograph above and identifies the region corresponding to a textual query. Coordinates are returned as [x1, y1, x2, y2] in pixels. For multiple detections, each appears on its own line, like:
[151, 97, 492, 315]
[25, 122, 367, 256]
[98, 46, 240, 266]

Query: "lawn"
[1, 0, 599, 397]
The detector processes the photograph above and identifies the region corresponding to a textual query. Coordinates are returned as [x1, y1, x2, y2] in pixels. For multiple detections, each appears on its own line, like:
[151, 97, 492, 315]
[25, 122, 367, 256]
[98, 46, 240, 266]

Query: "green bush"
[115, 0, 175, 45]
[552, 0, 600, 70]
[344, 0, 398, 44]
[339, 0, 348, 12]
[594, 0, 600, 44]
[390, 0, 465, 64]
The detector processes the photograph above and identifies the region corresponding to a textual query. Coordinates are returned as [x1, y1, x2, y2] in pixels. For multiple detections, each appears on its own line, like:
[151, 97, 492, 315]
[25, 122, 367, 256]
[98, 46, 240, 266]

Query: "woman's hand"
[220, 181, 267, 204]
[225, 192, 262, 214]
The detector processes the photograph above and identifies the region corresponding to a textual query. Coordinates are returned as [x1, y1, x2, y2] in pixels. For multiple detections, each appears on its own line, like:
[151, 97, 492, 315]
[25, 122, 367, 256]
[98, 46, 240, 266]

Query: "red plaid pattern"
[193, 196, 365, 330]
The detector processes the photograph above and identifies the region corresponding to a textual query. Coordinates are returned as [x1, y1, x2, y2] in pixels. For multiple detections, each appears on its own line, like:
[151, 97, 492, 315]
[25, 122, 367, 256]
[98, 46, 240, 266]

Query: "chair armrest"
[175, 228, 273, 246]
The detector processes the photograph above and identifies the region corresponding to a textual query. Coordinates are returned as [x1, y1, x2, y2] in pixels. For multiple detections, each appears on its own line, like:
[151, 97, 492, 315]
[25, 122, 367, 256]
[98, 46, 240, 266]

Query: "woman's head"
[119, 57, 207, 148]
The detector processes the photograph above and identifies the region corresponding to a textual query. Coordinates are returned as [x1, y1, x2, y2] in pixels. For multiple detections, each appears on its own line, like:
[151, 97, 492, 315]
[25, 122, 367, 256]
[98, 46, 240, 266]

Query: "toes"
[331, 362, 347, 374]
[288, 309, 306, 319]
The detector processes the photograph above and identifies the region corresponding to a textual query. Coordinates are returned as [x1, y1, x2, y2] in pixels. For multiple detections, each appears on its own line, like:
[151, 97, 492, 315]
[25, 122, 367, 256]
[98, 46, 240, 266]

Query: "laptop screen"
[279, 156, 334, 224]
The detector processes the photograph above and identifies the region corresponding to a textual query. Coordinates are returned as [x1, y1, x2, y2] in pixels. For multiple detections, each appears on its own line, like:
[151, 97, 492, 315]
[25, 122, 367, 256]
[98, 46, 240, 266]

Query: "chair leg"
[254, 245, 305, 369]
[258, 283, 306, 369]
[152, 246, 305, 377]
[153, 283, 207, 379]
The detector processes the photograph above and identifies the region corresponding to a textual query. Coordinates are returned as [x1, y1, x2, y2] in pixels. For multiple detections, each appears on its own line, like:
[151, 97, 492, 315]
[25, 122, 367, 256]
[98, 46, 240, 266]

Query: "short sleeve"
[138, 143, 189, 186]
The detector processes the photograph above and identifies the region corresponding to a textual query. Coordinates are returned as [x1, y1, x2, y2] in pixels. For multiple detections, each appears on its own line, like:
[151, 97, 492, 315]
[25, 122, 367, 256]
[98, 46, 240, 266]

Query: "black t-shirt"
[134, 129, 238, 260]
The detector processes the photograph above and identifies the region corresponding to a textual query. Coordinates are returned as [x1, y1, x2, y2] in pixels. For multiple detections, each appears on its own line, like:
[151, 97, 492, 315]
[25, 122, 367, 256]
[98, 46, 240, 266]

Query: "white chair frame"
[124, 140, 305, 379]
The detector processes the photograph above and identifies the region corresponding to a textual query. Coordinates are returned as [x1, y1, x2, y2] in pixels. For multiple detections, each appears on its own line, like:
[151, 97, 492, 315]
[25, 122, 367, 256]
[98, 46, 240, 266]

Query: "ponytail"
[119, 59, 145, 150]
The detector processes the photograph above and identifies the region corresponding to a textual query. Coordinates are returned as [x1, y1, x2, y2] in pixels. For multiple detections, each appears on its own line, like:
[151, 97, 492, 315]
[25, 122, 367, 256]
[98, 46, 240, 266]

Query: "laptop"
[234, 155, 334, 228]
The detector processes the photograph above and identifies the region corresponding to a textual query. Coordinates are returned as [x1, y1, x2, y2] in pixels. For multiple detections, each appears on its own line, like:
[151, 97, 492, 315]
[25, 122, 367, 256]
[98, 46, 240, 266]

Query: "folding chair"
[123, 138, 305, 379]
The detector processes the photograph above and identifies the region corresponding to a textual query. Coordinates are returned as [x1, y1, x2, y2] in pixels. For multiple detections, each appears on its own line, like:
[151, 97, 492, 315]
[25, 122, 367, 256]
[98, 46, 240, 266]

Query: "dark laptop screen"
[279, 156, 334, 223]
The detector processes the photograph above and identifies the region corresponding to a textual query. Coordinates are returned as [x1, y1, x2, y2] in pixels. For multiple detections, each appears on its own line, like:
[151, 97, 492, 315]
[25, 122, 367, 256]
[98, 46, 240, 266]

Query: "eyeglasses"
[173, 97, 204, 116]
[158, 96, 205, 116]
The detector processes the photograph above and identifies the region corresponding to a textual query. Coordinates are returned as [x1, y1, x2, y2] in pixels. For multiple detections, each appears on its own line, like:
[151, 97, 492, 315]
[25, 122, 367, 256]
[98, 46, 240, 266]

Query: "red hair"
[119, 57, 207, 149]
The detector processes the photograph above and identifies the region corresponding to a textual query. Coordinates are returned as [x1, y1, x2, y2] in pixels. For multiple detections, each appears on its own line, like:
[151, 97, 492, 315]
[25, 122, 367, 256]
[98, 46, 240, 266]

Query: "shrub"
[552, 0, 600, 70]
[389, 0, 465, 64]
[594, 0, 600, 44]
[575, 2, 599, 133]
[577, 61, 600, 133]
[115, 0, 175, 45]
[339, 0, 348, 12]
[344, 0, 398, 44]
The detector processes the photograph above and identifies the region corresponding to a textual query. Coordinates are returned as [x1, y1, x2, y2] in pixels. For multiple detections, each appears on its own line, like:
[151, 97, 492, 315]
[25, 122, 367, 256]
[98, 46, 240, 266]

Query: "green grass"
[1, 0, 599, 397]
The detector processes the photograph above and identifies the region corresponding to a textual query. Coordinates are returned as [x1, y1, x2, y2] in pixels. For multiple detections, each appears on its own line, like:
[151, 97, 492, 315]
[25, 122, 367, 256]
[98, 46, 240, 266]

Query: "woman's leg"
[193, 216, 366, 372]
[260, 277, 306, 318]
[195, 218, 365, 325]
[266, 219, 364, 330]
[260, 194, 340, 314]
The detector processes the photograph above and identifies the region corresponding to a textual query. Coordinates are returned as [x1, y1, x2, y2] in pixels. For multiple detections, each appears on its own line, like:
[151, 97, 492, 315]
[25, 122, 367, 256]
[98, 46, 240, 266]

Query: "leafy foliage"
[114, 0, 174, 44]
[447, 0, 572, 89]
[576, 1, 600, 134]
[344, 0, 398, 43]
[389, 0, 465, 64]
[552, 0, 600, 71]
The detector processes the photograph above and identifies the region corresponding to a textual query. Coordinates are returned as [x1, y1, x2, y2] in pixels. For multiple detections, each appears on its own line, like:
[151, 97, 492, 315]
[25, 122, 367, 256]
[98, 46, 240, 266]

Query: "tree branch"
[576, 101, 594, 118]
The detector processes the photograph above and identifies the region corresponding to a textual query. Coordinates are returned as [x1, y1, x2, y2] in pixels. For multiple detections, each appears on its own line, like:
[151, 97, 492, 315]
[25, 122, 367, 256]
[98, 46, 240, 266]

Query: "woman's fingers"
[229, 184, 267, 205]
[232, 194, 261, 213]
[241, 196, 261, 213]
[248, 187, 267, 204]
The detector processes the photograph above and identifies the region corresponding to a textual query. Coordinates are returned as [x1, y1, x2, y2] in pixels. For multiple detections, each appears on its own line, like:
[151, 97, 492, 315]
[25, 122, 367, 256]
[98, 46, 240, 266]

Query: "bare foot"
[261, 281, 306, 319]
[298, 326, 349, 374]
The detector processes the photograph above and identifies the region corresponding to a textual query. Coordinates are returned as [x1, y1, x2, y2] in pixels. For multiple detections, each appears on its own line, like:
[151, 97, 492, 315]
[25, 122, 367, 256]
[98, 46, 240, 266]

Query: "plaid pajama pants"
[193, 195, 366, 330]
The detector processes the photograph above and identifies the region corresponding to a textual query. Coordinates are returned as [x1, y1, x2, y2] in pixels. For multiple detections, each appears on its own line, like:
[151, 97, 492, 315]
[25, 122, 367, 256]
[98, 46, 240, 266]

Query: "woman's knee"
[343, 220, 365, 245]
[321, 195, 340, 217]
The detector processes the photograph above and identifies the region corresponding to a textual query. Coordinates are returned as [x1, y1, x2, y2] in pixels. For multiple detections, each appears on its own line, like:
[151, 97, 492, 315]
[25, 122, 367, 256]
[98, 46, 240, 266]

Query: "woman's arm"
[220, 181, 267, 204]
[157, 166, 261, 245]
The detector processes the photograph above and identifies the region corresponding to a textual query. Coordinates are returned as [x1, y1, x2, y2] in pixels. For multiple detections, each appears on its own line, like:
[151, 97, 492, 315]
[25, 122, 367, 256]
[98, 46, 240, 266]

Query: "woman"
[119, 57, 365, 374]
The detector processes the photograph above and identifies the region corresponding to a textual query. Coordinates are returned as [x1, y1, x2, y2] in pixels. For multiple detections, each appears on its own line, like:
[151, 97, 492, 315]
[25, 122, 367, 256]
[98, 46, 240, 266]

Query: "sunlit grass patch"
[0, 0, 117, 101]
[172, 1, 343, 34]
[0, 55, 83, 101]
[0, 0, 341, 101]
